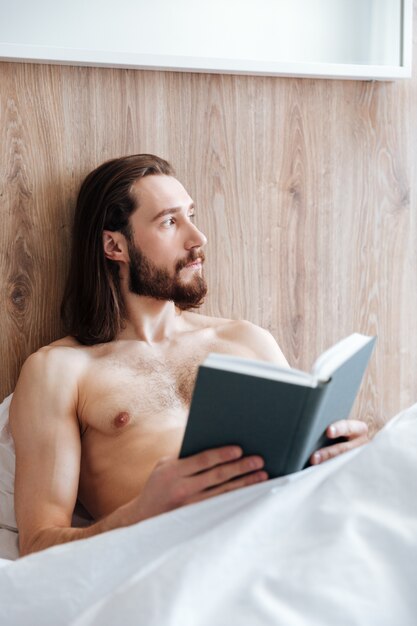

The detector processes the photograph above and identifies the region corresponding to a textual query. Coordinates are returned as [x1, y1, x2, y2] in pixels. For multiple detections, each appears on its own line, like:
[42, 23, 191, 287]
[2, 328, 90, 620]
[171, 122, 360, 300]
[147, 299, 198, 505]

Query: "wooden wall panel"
[1, 5, 417, 434]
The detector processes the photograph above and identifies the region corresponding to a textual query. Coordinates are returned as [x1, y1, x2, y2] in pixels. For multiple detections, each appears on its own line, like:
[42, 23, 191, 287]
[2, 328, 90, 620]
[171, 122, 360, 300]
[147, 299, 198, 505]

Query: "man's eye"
[162, 218, 175, 227]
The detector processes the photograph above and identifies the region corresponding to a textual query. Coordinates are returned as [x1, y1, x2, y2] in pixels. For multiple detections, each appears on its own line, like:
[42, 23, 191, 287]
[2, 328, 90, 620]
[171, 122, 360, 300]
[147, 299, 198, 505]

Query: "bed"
[1, 394, 416, 625]
[0, 394, 19, 562]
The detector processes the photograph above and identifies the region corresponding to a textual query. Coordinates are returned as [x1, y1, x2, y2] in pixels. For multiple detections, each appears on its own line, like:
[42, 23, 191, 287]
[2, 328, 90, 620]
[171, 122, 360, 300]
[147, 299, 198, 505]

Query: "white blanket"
[1, 405, 417, 626]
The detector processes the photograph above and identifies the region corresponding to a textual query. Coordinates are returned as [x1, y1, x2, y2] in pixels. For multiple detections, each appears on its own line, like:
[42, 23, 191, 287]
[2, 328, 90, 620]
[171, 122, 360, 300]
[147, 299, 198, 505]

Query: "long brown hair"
[61, 154, 174, 345]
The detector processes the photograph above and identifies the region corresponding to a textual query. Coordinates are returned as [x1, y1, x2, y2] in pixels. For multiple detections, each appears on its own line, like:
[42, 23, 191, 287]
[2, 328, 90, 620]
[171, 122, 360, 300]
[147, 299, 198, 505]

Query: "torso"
[55, 313, 262, 519]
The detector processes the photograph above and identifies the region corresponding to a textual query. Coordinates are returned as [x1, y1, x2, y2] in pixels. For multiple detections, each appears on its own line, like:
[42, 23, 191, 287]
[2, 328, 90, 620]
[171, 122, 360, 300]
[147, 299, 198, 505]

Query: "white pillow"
[0, 394, 17, 531]
[0, 393, 92, 532]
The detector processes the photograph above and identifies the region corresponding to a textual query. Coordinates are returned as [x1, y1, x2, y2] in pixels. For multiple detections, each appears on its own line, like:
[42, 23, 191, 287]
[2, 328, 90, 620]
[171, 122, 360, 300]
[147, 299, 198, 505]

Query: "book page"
[311, 333, 373, 382]
[204, 353, 317, 387]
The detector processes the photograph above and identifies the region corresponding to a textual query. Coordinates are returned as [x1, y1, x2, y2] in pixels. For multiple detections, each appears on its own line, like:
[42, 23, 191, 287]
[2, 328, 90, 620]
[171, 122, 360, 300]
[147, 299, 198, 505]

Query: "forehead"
[131, 175, 192, 216]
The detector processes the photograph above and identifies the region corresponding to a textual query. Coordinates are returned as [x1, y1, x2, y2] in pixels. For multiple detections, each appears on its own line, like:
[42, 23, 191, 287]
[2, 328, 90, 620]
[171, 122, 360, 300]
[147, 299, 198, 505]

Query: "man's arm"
[11, 347, 268, 556]
[10, 347, 92, 555]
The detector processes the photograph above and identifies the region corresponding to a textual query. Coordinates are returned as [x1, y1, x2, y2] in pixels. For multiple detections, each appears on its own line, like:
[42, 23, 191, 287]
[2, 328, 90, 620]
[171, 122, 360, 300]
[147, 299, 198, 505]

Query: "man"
[10, 154, 369, 556]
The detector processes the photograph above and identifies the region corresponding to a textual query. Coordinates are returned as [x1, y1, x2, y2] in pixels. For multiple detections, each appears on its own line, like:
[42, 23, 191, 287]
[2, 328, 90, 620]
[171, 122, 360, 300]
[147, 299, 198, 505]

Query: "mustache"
[176, 249, 205, 272]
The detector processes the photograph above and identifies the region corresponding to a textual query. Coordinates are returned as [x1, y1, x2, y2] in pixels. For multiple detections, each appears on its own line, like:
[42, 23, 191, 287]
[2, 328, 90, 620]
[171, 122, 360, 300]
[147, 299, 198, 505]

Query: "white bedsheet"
[0, 405, 416, 626]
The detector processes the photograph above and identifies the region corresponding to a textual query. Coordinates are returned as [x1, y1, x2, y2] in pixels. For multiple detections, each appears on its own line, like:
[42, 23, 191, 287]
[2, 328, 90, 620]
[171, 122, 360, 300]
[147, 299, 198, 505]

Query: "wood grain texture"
[1, 5, 417, 434]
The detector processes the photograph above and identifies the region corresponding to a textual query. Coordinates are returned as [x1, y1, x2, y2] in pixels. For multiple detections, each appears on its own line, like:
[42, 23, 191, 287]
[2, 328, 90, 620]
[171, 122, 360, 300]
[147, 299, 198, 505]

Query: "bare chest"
[78, 345, 211, 435]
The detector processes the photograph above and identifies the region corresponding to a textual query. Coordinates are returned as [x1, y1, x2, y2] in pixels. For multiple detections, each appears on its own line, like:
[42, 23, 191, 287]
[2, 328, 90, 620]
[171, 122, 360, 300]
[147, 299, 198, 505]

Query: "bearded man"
[10, 154, 368, 556]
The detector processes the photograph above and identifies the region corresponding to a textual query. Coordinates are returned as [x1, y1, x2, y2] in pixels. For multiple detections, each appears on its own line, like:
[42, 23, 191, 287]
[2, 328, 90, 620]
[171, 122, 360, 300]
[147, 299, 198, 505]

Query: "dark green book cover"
[179, 334, 376, 477]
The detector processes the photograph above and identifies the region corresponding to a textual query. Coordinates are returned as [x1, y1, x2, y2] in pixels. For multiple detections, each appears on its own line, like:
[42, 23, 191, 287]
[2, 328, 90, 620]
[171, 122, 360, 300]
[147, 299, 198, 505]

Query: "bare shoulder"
[19, 336, 89, 381]
[218, 320, 289, 366]
[10, 337, 90, 423]
[181, 313, 289, 366]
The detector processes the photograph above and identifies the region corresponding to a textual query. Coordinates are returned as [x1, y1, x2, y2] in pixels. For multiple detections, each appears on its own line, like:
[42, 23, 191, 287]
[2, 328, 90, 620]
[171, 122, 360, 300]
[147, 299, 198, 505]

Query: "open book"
[179, 333, 376, 477]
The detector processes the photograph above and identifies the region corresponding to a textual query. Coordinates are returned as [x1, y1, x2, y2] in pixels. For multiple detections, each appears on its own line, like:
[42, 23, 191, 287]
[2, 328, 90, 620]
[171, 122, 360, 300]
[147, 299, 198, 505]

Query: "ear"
[102, 230, 129, 262]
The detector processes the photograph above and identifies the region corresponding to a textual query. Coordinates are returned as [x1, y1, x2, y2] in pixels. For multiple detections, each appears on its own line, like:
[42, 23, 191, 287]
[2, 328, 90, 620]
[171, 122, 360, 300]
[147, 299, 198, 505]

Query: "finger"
[188, 469, 269, 504]
[189, 454, 266, 492]
[310, 434, 369, 465]
[178, 445, 243, 476]
[327, 419, 368, 440]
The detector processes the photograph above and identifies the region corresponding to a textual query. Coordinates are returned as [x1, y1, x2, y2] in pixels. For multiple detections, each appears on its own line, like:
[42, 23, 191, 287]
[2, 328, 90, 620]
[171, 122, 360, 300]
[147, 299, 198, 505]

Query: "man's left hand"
[310, 420, 369, 465]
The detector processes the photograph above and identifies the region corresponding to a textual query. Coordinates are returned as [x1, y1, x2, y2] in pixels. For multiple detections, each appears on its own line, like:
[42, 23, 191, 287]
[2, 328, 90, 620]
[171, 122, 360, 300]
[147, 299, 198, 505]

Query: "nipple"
[113, 411, 131, 428]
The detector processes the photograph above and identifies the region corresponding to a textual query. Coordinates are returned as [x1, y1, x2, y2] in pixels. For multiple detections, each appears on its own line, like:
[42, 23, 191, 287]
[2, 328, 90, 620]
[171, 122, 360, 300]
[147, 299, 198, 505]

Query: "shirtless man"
[10, 154, 369, 556]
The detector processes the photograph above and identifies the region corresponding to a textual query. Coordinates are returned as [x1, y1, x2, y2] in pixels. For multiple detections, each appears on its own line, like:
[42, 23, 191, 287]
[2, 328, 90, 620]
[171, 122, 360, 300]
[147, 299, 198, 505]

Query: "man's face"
[126, 175, 208, 307]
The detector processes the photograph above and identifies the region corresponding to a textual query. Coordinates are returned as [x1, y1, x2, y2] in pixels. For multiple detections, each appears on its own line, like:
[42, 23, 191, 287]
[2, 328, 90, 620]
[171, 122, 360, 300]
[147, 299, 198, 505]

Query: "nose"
[185, 222, 207, 250]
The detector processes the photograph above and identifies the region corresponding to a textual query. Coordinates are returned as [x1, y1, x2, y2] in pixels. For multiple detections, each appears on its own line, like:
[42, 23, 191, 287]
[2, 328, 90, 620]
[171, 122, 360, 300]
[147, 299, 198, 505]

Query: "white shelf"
[0, 0, 412, 81]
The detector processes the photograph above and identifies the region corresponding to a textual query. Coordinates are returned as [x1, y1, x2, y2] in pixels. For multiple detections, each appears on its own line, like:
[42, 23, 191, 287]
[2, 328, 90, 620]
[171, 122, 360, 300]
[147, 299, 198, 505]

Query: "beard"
[127, 241, 207, 310]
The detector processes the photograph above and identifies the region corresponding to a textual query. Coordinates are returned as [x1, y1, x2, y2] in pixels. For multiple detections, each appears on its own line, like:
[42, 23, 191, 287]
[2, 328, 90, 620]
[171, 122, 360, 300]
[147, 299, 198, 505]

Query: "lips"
[177, 250, 205, 272]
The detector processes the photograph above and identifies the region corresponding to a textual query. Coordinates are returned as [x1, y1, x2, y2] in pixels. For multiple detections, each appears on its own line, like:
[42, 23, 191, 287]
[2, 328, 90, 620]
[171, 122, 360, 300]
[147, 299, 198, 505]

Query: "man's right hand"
[128, 447, 268, 523]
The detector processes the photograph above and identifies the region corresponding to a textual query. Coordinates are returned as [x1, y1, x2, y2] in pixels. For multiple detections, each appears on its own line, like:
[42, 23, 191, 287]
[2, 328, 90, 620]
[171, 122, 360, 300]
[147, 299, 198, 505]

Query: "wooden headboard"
[1, 46, 417, 432]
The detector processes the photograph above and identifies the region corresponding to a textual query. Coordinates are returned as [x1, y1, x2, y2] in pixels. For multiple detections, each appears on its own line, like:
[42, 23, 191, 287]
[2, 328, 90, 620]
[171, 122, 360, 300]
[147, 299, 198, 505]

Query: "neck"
[118, 294, 180, 344]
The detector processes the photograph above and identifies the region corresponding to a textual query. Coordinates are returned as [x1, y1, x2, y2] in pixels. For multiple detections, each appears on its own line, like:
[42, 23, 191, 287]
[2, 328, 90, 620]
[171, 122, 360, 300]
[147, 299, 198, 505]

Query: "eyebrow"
[151, 203, 195, 222]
